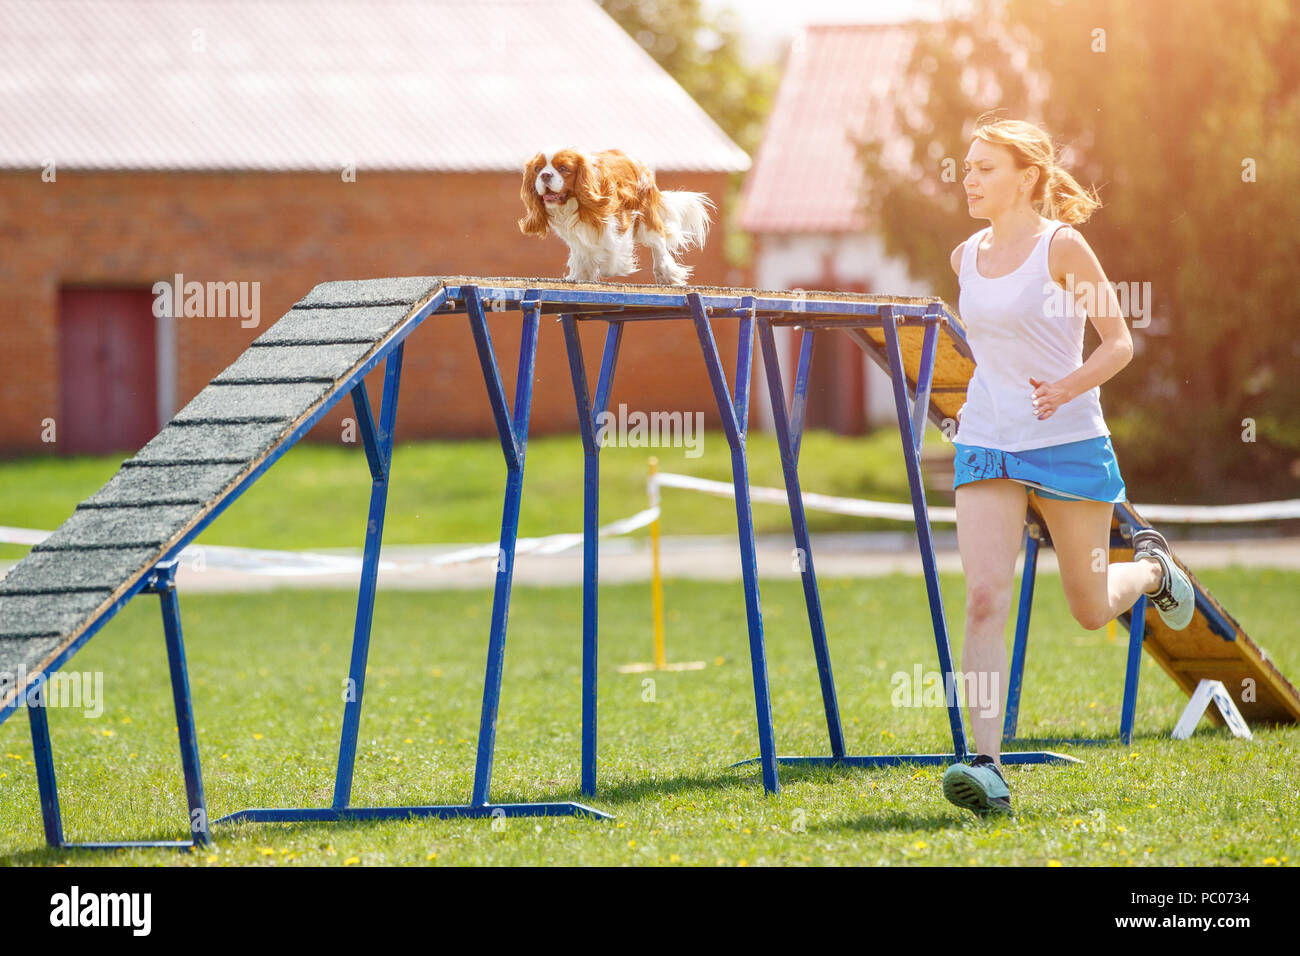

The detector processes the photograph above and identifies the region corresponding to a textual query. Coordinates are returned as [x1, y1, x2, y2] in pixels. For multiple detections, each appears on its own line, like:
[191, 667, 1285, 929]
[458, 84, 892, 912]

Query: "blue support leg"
[1120, 595, 1147, 745]
[1003, 525, 1039, 743]
[756, 318, 846, 759]
[688, 293, 780, 795]
[469, 288, 539, 808]
[879, 305, 968, 757]
[27, 682, 64, 848]
[561, 316, 624, 798]
[157, 564, 211, 845]
[333, 346, 404, 810]
[25, 560, 212, 849]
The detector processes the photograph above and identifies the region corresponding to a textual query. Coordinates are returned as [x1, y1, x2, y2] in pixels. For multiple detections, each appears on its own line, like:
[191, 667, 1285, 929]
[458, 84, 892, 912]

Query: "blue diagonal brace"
[468, 287, 540, 807]
[1003, 524, 1039, 741]
[910, 304, 943, 454]
[688, 293, 780, 794]
[790, 328, 814, 464]
[333, 345, 405, 809]
[880, 304, 968, 756]
[757, 318, 846, 759]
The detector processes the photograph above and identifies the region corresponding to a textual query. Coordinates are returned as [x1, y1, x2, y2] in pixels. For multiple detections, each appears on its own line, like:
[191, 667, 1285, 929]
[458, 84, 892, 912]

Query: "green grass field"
[0, 429, 953, 559]
[1, 569, 1295, 866]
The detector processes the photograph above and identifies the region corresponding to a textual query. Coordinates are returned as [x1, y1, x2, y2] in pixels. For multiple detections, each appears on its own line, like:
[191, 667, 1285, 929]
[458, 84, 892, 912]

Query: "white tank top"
[953, 219, 1110, 452]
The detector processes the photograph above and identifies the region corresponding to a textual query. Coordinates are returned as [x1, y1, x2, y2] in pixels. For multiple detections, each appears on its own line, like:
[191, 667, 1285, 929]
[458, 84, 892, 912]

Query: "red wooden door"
[58, 288, 158, 455]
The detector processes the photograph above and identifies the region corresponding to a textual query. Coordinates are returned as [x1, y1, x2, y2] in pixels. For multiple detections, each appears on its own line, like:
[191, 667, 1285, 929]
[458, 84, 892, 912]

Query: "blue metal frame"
[560, 314, 624, 797]
[687, 293, 781, 793]
[557, 293, 783, 795]
[219, 286, 609, 825]
[747, 304, 1077, 771]
[16, 279, 1128, 851]
[27, 559, 211, 850]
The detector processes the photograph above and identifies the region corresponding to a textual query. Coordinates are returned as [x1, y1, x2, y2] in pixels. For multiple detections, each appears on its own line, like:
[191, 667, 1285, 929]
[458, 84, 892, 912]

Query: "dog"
[518, 148, 714, 286]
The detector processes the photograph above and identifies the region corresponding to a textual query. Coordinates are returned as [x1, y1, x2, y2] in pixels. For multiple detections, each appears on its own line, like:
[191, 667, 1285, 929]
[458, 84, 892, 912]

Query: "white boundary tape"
[652, 472, 957, 523]
[0, 508, 661, 578]
[3, 479, 1297, 579]
[653, 473, 1300, 525]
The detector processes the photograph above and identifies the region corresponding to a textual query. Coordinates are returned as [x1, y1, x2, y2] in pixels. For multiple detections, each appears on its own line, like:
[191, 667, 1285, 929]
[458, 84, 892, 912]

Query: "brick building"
[0, 0, 749, 456]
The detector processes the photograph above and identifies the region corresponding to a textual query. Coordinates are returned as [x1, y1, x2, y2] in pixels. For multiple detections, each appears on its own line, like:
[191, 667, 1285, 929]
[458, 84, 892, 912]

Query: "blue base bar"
[215, 802, 611, 824]
[56, 840, 203, 850]
[1005, 736, 1123, 748]
[731, 750, 1082, 768]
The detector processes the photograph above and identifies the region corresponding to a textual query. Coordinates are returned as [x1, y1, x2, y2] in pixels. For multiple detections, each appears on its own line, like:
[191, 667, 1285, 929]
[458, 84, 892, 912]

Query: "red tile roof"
[0, 0, 749, 173]
[739, 23, 916, 233]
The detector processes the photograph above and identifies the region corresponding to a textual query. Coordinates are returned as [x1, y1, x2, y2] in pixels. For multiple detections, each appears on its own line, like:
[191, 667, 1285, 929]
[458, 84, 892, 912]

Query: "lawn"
[1, 568, 1295, 866]
[0, 428, 955, 560]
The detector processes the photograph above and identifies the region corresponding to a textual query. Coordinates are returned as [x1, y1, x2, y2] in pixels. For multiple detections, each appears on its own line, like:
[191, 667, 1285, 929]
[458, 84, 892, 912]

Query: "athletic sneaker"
[1132, 527, 1195, 631]
[942, 753, 1013, 817]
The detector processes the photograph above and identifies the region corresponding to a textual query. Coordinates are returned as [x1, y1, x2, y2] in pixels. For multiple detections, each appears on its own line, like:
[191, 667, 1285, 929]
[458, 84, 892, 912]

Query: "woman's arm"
[1030, 227, 1134, 419]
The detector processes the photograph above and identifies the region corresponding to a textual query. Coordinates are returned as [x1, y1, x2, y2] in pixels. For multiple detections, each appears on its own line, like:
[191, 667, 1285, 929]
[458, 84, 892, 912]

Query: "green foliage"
[858, 0, 1300, 500]
[594, 0, 777, 155]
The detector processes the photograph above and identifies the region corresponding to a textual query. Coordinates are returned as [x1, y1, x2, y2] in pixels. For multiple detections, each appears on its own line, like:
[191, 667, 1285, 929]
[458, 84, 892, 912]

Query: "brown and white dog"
[518, 148, 713, 286]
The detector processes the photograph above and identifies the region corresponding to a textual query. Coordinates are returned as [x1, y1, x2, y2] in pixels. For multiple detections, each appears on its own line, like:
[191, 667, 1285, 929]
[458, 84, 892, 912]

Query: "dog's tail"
[659, 190, 715, 254]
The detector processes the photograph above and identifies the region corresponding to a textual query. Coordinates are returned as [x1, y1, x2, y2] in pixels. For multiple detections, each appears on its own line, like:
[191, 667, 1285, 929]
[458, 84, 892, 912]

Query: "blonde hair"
[971, 111, 1101, 225]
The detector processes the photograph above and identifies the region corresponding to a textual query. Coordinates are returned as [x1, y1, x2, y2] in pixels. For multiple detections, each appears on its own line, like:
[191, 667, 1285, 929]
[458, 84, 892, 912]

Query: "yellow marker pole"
[1107, 618, 1117, 643]
[648, 456, 666, 669]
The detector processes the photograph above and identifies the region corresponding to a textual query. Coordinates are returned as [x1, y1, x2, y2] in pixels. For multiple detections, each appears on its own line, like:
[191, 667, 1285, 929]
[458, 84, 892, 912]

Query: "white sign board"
[1172, 679, 1252, 740]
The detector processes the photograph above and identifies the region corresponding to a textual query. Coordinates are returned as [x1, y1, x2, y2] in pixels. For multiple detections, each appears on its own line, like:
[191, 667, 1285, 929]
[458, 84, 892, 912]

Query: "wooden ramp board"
[0, 276, 449, 716]
[836, 312, 1300, 727]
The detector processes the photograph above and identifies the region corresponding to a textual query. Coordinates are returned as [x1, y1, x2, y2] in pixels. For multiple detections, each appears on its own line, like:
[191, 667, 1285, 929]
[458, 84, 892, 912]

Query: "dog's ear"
[572, 152, 611, 229]
[518, 153, 549, 237]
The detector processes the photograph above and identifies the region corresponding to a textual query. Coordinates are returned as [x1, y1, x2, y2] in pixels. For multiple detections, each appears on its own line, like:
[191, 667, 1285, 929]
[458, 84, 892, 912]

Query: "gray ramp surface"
[0, 277, 445, 712]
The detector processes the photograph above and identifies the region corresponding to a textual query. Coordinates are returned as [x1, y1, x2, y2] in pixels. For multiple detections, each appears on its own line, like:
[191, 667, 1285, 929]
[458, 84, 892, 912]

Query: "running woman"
[939, 114, 1195, 817]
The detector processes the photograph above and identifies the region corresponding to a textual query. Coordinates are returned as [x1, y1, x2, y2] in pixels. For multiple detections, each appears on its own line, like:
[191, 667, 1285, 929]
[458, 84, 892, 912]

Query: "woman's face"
[962, 138, 1037, 220]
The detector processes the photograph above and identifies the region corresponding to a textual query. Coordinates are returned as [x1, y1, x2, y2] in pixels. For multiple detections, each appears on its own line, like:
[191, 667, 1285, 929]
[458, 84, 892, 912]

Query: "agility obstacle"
[748, 305, 1300, 757]
[2, 276, 1297, 850]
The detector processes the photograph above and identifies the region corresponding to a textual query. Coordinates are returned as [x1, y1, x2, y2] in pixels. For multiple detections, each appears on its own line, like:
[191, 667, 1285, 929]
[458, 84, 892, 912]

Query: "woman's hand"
[1028, 376, 1071, 420]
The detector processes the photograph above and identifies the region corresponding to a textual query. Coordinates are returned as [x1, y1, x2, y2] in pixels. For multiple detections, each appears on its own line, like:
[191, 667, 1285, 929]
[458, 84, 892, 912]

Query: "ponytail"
[1041, 164, 1101, 225]
[972, 113, 1101, 224]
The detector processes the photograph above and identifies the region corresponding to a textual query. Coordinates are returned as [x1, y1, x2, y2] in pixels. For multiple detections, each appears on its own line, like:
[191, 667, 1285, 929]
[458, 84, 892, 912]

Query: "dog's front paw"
[654, 262, 691, 287]
[567, 262, 602, 283]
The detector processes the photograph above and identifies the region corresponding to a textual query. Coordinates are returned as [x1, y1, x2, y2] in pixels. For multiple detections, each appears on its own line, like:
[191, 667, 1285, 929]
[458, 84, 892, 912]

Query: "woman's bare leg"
[1028, 491, 1163, 631]
[954, 478, 1030, 770]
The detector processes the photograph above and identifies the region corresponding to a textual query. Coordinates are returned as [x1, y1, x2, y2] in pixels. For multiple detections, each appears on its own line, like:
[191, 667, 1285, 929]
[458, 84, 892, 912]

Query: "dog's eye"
[556, 165, 570, 173]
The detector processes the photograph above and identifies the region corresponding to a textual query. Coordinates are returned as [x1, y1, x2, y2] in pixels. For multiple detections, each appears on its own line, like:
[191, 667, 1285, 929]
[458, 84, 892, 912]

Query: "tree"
[595, 0, 776, 156]
[859, 0, 1300, 501]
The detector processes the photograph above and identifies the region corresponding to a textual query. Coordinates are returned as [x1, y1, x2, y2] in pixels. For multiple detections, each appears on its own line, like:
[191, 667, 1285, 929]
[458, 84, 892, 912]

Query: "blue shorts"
[952, 436, 1127, 503]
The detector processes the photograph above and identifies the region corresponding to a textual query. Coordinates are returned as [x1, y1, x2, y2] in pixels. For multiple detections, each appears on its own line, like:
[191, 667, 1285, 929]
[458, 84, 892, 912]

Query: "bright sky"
[702, 0, 964, 61]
